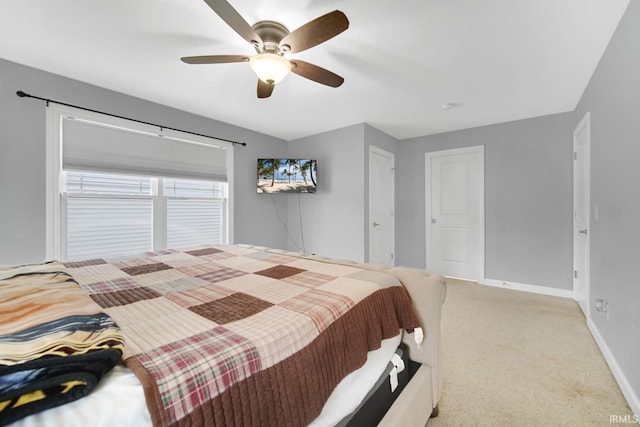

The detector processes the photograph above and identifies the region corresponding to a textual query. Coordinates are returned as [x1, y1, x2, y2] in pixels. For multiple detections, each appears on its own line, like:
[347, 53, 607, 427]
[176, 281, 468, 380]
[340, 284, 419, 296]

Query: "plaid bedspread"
[62, 244, 420, 427]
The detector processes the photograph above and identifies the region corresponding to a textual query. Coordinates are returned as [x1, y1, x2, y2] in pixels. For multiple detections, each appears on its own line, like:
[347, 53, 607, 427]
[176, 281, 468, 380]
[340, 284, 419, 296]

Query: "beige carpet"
[427, 279, 634, 427]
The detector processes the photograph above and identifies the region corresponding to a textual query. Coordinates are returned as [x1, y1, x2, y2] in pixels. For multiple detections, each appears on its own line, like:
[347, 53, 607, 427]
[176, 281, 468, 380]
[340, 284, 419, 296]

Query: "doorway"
[425, 146, 484, 281]
[369, 146, 395, 266]
[573, 112, 591, 317]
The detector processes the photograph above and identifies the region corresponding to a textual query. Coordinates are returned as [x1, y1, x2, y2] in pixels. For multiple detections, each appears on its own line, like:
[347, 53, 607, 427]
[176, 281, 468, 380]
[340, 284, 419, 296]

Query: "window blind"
[167, 198, 224, 248]
[66, 197, 153, 260]
[62, 117, 228, 181]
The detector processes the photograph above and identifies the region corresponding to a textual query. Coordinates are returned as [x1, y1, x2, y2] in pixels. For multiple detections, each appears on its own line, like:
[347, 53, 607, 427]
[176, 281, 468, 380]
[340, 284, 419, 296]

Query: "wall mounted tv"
[257, 159, 317, 194]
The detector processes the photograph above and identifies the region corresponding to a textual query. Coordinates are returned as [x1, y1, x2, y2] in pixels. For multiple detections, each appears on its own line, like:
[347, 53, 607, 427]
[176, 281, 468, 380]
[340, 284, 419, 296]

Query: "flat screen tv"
[257, 159, 317, 194]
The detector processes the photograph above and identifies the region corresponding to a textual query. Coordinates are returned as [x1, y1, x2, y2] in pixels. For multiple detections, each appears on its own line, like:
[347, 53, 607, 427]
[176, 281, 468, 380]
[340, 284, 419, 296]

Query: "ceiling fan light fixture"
[249, 53, 291, 85]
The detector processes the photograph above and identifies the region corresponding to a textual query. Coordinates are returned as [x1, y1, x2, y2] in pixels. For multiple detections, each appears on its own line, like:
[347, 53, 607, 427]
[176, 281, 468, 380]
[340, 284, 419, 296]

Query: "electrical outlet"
[595, 299, 608, 319]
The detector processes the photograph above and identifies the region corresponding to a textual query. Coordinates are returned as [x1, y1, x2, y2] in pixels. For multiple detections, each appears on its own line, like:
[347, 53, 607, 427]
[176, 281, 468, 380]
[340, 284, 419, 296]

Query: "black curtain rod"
[16, 90, 247, 147]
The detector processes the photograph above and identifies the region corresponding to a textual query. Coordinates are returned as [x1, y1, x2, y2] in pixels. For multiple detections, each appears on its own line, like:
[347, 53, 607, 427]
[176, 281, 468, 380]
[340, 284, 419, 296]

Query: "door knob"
[372, 222, 380, 227]
[578, 229, 588, 235]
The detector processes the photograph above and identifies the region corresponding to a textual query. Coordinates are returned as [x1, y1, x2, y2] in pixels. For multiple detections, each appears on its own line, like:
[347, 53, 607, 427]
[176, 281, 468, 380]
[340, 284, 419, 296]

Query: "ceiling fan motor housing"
[252, 21, 290, 54]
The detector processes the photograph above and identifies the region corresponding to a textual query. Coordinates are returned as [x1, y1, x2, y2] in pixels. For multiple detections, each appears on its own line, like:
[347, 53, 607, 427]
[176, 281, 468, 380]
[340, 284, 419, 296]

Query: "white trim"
[226, 144, 234, 244]
[483, 278, 574, 299]
[587, 318, 640, 419]
[425, 145, 485, 282]
[369, 145, 395, 266]
[45, 105, 64, 261]
[153, 178, 167, 251]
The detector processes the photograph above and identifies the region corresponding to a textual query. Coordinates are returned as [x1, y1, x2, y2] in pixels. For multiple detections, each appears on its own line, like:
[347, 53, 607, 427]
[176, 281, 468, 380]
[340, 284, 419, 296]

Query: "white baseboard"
[587, 318, 640, 420]
[482, 278, 574, 299]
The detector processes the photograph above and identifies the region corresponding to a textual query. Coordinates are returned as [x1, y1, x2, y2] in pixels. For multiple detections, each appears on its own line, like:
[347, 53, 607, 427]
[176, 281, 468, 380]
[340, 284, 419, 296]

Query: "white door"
[426, 146, 484, 281]
[369, 146, 394, 266]
[573, 112, 591, 317]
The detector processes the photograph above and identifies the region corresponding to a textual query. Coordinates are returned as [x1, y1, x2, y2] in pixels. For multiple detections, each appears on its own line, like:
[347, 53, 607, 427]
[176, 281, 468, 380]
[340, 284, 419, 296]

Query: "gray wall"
[574, 0, 640, 411]
[396, 113, 575, 290]
[287, 124, 366, 261]
[284, 123, 400, 263]
[234, 137, 288, 250]
[0, 58, 286, 266]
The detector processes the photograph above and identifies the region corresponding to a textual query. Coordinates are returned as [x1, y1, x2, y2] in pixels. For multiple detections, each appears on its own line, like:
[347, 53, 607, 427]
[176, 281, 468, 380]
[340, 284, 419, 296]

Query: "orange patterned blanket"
[0, 270, 124, 425]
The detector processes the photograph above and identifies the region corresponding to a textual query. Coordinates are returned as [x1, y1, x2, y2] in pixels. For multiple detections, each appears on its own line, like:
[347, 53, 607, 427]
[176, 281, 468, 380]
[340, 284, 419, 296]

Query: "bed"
[1, 244, 445, 427]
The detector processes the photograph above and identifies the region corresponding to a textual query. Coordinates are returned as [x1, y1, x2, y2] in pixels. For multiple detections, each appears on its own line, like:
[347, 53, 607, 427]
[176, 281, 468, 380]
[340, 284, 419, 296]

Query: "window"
[47, 104, 233, 261]
[164, 178, 226, 249]
[64, 171, 153, 260]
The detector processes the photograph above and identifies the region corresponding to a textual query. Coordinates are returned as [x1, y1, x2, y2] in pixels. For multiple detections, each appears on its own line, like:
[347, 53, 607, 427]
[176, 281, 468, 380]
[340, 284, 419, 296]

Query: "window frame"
[46, 104, 234, 261]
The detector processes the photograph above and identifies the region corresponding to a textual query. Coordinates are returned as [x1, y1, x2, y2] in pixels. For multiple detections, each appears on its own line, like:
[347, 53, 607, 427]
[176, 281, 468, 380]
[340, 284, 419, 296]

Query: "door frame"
[573, 112, 591, 317]
[425, 145, 485, 281]
[368, 145, 395, 266]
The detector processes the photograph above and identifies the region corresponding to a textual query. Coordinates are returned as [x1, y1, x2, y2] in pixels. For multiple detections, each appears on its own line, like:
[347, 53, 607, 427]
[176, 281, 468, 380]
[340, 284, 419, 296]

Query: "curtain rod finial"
[16, 90, 28, 98]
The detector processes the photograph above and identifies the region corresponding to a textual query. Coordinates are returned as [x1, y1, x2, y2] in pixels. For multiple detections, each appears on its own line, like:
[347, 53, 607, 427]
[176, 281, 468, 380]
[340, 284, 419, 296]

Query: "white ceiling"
[0, 0, 629, 141]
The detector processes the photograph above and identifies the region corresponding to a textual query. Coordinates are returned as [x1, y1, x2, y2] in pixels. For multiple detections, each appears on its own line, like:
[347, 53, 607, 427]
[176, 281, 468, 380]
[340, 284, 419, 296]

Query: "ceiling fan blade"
[203, 0, 263, 47]
[280, 10, 349, 54]
[290, 60, 344, 88]
[257, 80, 275, 98]
[181, 54, 249, 64]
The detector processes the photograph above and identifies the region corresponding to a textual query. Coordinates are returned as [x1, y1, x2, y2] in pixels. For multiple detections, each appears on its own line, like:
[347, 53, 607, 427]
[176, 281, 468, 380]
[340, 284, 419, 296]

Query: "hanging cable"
[297, 194, 306, 253]
[16, 90, 247, 147]
[269, 194, 305, 253]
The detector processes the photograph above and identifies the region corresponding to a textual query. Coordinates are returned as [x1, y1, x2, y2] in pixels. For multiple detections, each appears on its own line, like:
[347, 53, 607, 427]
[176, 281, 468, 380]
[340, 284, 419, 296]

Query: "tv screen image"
[257, 159, 317, 194]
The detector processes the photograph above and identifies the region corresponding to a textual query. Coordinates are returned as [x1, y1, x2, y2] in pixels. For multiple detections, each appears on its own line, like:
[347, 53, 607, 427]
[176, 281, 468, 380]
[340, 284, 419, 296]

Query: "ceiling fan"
[181, 0, 349, 98]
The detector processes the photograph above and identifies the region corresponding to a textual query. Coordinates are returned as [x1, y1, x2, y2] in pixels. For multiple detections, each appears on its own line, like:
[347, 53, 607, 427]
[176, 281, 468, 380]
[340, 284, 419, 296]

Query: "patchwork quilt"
[18, 244, 420, 426]
[0, 270, 124, 425]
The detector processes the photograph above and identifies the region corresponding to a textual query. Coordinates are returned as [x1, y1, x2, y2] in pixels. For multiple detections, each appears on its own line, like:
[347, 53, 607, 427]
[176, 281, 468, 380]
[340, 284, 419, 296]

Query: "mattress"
[8, 334, 402, 427]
